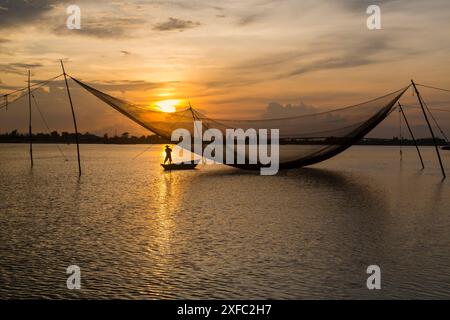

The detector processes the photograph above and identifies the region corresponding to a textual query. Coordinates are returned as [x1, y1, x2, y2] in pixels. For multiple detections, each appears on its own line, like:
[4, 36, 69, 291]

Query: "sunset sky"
[1, 0, 450, 137]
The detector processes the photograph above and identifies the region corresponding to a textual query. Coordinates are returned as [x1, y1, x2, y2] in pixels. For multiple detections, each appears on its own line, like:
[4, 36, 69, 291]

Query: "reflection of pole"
[411, 80, 445, 179]
[28, 70, 33, 168]
[398, 102, 424, 169]
[189, 102, 203, 162]
[61, 60, 81, 177]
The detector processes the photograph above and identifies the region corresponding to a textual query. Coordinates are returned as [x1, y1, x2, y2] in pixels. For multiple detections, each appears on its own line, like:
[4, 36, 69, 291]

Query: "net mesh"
[71, 77, 408, 169]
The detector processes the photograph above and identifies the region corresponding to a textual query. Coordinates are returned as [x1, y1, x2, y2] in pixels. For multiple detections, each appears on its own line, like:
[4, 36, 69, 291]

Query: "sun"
[154, 99, 180, 113]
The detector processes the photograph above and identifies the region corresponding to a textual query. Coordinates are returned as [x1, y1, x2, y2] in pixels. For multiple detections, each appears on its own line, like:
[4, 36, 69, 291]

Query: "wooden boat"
[161, 160, 199, 171]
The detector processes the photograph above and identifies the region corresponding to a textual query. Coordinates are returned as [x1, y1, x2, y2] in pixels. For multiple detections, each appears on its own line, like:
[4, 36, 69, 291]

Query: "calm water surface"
[1, 144, 450, 299]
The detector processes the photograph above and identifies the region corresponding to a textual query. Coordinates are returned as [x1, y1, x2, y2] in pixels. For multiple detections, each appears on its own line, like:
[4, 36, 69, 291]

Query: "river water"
[0, 144, 449, 299]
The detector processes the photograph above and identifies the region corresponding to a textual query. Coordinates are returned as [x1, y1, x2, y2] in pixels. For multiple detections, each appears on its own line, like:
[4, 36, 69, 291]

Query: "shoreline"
[0, 141, 447, 147]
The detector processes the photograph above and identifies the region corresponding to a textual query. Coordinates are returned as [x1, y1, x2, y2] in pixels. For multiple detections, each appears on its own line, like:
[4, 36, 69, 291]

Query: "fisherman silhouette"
[164, 145, 173, 164]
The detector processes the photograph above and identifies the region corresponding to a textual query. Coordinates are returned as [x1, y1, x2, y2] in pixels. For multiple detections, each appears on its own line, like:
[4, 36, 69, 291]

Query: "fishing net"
[70, 77, 408, 169]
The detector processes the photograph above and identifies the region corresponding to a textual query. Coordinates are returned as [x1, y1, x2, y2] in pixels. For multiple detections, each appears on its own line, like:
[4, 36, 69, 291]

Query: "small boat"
[441, 145, 450, 150]
[161, 160, 199, 171]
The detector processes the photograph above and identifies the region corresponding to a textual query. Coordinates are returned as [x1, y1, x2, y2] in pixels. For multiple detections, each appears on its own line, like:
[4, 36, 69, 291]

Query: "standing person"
[164, 145, 173, 164]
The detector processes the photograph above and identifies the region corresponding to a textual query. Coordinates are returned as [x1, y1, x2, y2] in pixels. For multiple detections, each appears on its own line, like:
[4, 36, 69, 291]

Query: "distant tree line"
[280, 136, 447, 146]
[359, 137, 447, 146]
[0, 130, 447, 146]
[0, 130, 170, 144]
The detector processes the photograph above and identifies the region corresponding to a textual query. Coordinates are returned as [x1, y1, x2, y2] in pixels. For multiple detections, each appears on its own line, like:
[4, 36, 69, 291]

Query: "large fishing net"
[71, 77, 408, 170]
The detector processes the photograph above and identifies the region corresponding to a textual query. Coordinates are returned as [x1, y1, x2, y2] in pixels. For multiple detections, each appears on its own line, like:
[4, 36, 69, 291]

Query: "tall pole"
[411, 80, 445, 179]
[398, 102, 424, 169]
[61, 60, 81, 177]
[399, 107, 403, 161]
[28, 70, 33, 168]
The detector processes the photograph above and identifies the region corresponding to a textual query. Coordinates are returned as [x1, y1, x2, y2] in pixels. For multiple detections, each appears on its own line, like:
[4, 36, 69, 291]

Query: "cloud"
[53, 17, 146, 39]
[262, 101, 320, 119]
[0, 0, 70, 28]
[238, 14, 261, 26]
[285, 56, 373, 78]
[0, 1, 147, 39]
[61, 79, 176, 93]
[0, 62, 44, 75]
[152, 17, 201, 31]
[233, 0, 285, 26]
[237, 13, 265, 26]
[229, 30, 424, 81]
[280, 32, 426, 78]
[146, 0, 213, 11]
[337, 0, 398, 12]
[0, 37, 10, 51]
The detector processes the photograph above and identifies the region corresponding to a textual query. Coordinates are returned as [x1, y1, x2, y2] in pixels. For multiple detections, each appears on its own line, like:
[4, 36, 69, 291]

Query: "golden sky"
[1, 0, 450, 137]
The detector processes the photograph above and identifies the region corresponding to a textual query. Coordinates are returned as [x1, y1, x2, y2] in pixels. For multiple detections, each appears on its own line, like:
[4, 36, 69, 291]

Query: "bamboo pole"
[411, 80, 445, 178]
[28, 70, 33, 168]
[60, 60, 81, 177]
[398, 102, 424, 169]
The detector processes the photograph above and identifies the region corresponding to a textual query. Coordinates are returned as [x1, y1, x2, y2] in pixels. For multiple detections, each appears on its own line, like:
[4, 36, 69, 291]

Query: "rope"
[417, 83, 450, 93]
[132, 145, 154, 160]
[417, 83, 450, 142]
[0, 74, 64, 110]
[194, 85, 412, 123]
[1, 73, 64, 96]
[31, 93, 68, 161]
[408, 90, 449, 143]
[401, 104, 450, 113]
[412, 86, 449, 142]
[189, 104, 206, 164]
[422, 99, 449, 143]
[0, 91, 28, 110]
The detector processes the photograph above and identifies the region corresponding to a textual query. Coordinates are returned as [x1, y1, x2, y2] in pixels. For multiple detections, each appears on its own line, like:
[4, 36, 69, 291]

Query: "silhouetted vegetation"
[0, 130, 170, 144]
[280, 136, 447, 146]
[0, 130, 446, 146]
